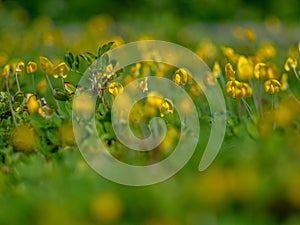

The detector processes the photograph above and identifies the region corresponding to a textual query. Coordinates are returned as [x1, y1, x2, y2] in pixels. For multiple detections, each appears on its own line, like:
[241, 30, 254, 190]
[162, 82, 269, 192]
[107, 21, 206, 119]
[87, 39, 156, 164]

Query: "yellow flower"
[284, 57, 298, 71]
[255, 42, 276, 60]
[52, 62, 70, 78]
[1, 64, 10, 78]
[254, 63, 267, 79]
[203, 71, 217, 86]
[298, 41, 300, 52]
[11, 124, 38, 152]
[173, 68, 188, 85]
[264, 79, 281, 94]
[90, 192, 123, 223]
[266, 63, 279, 79]
[212, 61, 221, 77]
[221, 47, 235, 58]
[37, 78, 47, 94]
[26, 61, 37, 74]
[16, 61, 25, 73]
[160, 98, 174, 117]
[244, 28, 256, 41]
[108, 82, 123, 97]
[281, 73, 288, 91]
[225, 80, 252, 98]
[39, 56, 53, 74]
[225, 63, 235, 81]
[237, 56, 253, 80]
[27, 94, 40, 114]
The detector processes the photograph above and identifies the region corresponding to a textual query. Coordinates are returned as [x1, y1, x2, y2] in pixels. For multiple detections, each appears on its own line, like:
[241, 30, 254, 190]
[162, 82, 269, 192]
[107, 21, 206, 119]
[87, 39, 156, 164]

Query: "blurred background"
[1, 0, 300, 225]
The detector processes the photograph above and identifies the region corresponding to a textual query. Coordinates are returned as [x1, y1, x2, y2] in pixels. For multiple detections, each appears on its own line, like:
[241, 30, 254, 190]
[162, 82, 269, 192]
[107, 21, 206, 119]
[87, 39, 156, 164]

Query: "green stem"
[5, 75, 17, 126]
[45, 74, 61, 112]
[15, 72, 21, 92]
[32, 73, 36, 94]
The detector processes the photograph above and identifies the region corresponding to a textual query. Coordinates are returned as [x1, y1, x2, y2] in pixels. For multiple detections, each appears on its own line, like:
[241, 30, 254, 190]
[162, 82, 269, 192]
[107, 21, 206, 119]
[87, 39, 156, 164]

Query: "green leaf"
[79, 54, 93, 65]
[64, 51, 74, 69]
[30, 113, 47, 130]
[46, 129, 59, 145]
[74, 55, 80, 69]
[51, 113, 62, 127]
[97, 41, 114, 58]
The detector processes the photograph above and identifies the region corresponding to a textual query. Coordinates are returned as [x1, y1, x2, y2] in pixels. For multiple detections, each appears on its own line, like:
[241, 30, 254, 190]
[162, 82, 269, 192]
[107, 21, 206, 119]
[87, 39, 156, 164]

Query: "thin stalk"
[61, 77, 66, 92]
[45, 73, 61, 112]
[242, 98, 253, 117]
[249, 79, 260, 116]
[15, 72, 21, 92]
[5, 75, 17, 126]
[292, 67, 300, 81]
[31, 73, 36, 94]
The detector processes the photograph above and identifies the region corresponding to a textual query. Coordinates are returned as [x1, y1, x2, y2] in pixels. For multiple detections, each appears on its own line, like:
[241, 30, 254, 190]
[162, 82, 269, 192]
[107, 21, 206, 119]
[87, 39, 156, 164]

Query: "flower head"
[254, 63, 267, 79]
[160, 98, 174, 117]
[212, 61, 221, 77]
[39, 56, 53, 74]
[280, 73, 288, 91]
[52, 62, 70, 78]
[16, 61, 25, 73]
[108, 82, 123, 97]
[1, 64, 10, 79]
[26, 61, 37, 74]
[264, 79, 281, 94]
[173, 68, 188, 85]
[237, 56, 253, 80]
[225, 63, 235, 81]
[284, 57, 298, 71]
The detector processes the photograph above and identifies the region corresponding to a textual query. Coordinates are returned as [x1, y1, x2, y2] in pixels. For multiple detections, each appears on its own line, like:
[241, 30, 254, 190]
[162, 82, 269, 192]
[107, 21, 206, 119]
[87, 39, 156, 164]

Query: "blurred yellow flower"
[37, 78, 47, 94]
[266, 63, 279, 79]
[203, 71, 217, 86]
[90, 192, 123, 223]
[108, 82, 123, 97]
[281, 73, 288, 91]
[160, 98, 174, 117]
[284, 57, 298, 71]
[1, 64, 10, 78]
[11, 124, 38, 152]
[237, 56, 253, 80]
[27, 94, 40, 114]
[212, 61, 221, 77]
[225, 63, 235, 81]
[244, 28, 256, 41]
[52, 62, 70, 78]
[26, 61, 37, 74]
[146, 91, 163, 108]
[264, 79, 281, 94]
[39, 56, 53, 74]
[255, 42, 276, 60]
[254, 63, 267, 79]
[298, 41, 300, 52]
[173, 68, 188, 85]
[221, 46, 235, 58]
[16, 61, 25, 73]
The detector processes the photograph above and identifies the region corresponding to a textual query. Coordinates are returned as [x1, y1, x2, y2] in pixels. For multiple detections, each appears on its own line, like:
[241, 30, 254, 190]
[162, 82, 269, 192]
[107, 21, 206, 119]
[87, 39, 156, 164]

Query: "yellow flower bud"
[160, 98, 174, 117]
[225, 63, 235, 81]
[1, 64, 10, 78]
[264, 79, 281, 94]
[16, 61, 25, 73]
[244, 28, 256, 41]
[26, 61, 37, 74]
[52, 62, 70, 78]
[221, 47, 235, 58]
[173, 68, 188, 85]
[237, 56, 253, 80]
[212, 61, 221, 77]
[39, 56, 53, 74]
[281, 73, 288, 91]
[284, 57, 298, 71]
[108, 82, 123, 97]
[27, 94, 40, 114]
[254, 63, 267, 79]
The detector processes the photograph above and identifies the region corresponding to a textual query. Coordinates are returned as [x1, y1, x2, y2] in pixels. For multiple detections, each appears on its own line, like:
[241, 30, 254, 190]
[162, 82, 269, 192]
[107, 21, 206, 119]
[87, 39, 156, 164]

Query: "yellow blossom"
[160, 98, 174, 117]
[244, 28, 256, 41]
[1, 64, 10, 78]
[90, 192, 123, 223]
[281, 73, 288, 91]
[203, 71, 217, 86]
[237, 56, 253, 80]
[108, 82, 123, 97]
[254, 63, 267, 79]
[27, 94, 40, 114]
[52, 62, 70, 78]
[255, 42, 276, 60]
[221, 47, 235, 58]
[16, 61, 25, 73]
[212, 61, 221, 77]
[39, 56, 53, 74]
[37, 78, 47, 94]
[173, 68, 188, 85]
[11, 124, 38, 152]
[225, 80, 252, 99]
[264, 79, 281, 94]
[26, 61, 37, 74]
[284, 57, 298, 71]
[266, 63, 279, 79]
[225, 63, 235, 81]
